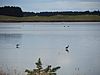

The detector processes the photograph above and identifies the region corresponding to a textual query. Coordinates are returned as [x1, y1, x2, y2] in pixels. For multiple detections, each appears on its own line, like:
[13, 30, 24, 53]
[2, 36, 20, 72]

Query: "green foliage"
[25, 58, 61, 75]
[43, 65, 51, 73]
[51, 66, 61, 72]
[25, 69, 34, 75]
[35, 58, 42, 70]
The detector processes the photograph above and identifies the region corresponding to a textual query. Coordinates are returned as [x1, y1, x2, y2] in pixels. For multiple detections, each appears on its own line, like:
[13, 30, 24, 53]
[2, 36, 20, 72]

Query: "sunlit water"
[0, 22, 100, 75]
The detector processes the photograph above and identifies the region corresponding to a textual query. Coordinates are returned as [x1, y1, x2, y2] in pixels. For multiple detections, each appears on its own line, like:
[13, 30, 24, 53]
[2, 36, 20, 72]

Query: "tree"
[35, 58, 42, 70]
[0, 6, 23, 17]
[50, 66, 61, 72]
[25, 58, 61, 75]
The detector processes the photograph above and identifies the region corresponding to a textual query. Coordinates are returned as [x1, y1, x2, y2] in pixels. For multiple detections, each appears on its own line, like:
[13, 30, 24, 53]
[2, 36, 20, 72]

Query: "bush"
[25, 58, 61, 75]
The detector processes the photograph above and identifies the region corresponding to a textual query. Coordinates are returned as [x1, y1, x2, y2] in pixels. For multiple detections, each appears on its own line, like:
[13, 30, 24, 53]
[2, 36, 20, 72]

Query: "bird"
[78, 67, 79, 71]
[16, 44, 20, 48]
[67, 26, 70, 27]
[65, 45, 69, 53]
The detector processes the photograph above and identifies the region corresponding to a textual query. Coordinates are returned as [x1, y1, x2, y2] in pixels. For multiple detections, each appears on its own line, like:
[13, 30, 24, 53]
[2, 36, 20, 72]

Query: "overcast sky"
[0, 0, 100, 12]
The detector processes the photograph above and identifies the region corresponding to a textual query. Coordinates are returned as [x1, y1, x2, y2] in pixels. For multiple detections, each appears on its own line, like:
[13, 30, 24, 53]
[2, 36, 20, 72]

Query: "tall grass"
[0, 65, 25, 75]
[0, 15, 100, 22]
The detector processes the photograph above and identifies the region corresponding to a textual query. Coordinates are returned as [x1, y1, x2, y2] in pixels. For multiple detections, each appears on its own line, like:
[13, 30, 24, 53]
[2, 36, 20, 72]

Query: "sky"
[0, 0, 100, 12]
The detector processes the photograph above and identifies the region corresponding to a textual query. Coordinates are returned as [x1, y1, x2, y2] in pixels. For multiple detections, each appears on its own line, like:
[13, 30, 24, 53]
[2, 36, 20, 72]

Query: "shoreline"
[0, 15, 100, 22]
[0, 20, 100, 22]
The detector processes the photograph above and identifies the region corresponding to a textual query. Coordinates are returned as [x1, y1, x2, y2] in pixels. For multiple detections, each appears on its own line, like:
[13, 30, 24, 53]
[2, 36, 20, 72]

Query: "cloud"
[27, 1, 100, 12]
[0, 0, 100, 12]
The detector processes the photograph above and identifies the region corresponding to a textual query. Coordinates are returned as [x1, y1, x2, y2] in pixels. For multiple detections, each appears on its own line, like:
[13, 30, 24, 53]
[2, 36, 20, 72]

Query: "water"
[0, 22, 100, 75]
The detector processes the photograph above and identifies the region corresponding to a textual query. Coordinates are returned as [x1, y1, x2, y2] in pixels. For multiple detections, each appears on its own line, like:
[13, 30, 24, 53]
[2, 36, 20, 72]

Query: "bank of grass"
[0, 15, 100, 22]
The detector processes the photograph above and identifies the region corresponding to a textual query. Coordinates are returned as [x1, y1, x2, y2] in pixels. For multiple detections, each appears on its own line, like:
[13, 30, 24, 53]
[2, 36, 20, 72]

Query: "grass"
[0, 15, 100, 22]
[0, 67, 25, 75]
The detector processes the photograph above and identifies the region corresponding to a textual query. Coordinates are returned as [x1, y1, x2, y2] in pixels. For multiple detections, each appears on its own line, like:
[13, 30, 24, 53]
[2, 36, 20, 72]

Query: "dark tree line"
[0, 6, 100, 17]
[23, 12, 36, 16]
[33, 11, 100, 16]
[0, 6, 23, 17]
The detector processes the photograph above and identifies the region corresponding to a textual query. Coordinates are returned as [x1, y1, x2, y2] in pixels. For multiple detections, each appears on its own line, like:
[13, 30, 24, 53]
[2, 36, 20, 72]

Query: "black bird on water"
[65, 45, 69, 53]
[16, 44, 20, 48]
[67, 26, 70, 27]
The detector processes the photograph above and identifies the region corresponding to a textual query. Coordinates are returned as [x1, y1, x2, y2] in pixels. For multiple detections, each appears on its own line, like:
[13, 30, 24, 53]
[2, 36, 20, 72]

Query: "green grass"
[0, 15, 100, 22]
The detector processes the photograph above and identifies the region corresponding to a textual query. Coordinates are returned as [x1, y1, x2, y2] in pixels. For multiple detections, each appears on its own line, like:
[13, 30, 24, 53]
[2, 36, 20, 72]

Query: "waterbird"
[65, 45, 69, 53]
[67, 26, 70, 27]
[78, 67, 79, 71]
[16, 44, 20, 48]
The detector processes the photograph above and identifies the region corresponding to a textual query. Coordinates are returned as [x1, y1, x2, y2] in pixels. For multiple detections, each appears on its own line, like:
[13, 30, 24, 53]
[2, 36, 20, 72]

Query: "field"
[0, 15, 100, 22]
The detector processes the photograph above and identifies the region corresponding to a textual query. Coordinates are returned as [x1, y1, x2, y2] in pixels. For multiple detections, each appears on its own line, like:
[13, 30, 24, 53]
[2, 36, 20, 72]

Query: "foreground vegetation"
[0, 58, 60, 75]
[0, 15, 100, 22]
[25, 58, 61, 75]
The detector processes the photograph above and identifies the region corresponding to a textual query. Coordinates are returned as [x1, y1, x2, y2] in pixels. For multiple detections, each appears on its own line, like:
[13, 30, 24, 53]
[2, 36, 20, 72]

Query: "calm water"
[0, 22, 100, 75]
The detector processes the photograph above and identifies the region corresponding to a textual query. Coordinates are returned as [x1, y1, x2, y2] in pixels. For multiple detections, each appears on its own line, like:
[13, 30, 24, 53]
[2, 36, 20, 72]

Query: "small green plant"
[25, 58, 61, 75]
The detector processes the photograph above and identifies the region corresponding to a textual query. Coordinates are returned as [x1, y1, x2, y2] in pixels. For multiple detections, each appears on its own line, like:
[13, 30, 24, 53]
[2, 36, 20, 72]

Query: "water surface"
[0, 22, 100, 75]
